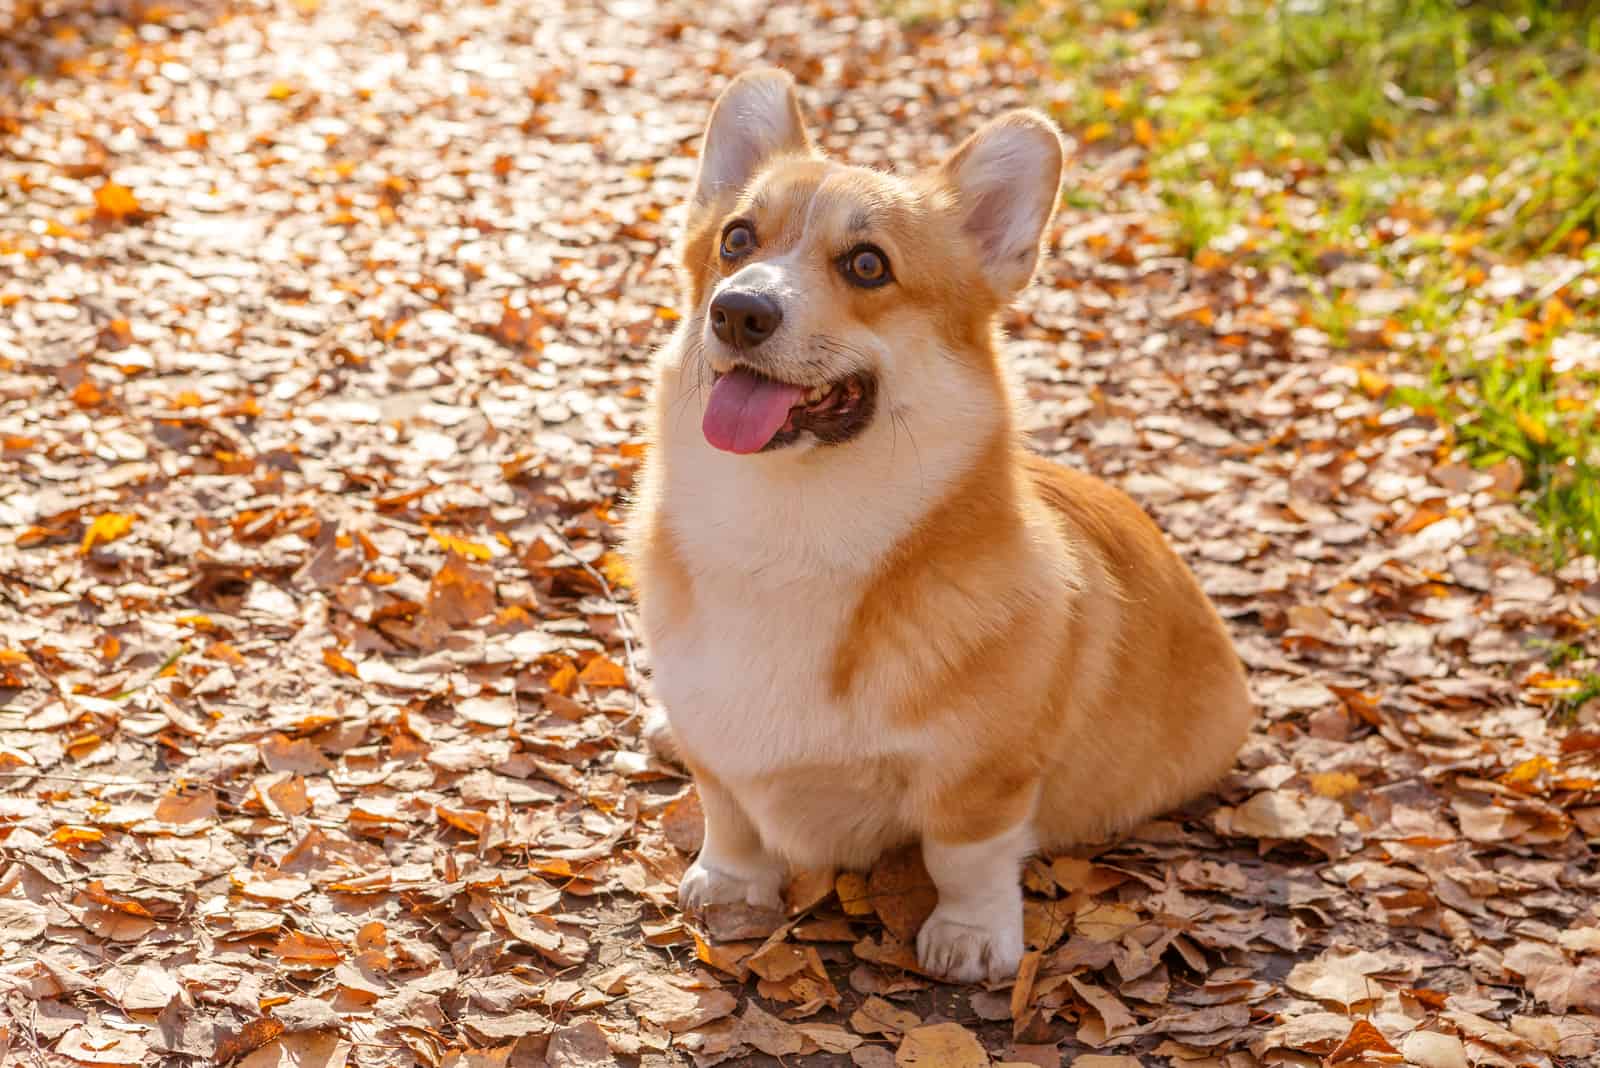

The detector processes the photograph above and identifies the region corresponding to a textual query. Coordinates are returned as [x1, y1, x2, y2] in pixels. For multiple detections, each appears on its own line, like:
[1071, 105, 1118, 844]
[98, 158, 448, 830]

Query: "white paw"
[916, 904, 1024, 984]
[640, 707, 682, 766]
[678, 856, 784, 913]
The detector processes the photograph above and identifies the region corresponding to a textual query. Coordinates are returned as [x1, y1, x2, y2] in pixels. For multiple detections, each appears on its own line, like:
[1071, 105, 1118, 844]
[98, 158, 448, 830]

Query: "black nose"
[710, 290, 782, 349]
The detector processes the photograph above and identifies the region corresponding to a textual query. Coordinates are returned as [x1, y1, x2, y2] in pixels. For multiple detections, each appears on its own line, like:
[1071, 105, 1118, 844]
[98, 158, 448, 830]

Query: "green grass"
[1396, 355, 1600, 566]
[993, 0, 1600, 565]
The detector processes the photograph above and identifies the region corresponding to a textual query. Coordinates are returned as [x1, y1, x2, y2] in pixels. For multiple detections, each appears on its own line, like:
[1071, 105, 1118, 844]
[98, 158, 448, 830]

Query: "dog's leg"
[678, 770, 786, 912]
[916, 772, 1038, 983]
[916, 822, 1030, 983]
[640, 706, 683, 767]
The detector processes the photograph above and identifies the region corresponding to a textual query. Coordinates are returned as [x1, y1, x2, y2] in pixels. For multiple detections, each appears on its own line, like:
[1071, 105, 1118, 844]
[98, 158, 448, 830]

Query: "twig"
[0, 772, 163, 788]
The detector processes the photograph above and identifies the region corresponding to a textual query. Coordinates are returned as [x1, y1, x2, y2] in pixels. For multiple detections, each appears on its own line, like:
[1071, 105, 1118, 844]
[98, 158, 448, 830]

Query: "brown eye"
[843, 244, 891, 287]
[720, 222, 755, 259]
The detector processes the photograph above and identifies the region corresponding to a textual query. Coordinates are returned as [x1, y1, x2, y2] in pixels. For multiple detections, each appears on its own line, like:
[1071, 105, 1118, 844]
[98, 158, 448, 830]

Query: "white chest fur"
[637, 343, 1007, 859]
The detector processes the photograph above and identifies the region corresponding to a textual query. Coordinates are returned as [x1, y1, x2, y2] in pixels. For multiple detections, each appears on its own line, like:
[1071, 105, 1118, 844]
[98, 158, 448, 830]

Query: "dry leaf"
[895, 1022, 990, 1067]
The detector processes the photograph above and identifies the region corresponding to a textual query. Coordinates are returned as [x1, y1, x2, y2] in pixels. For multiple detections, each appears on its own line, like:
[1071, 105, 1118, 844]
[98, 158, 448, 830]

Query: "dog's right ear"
[693, 69, 813, 207]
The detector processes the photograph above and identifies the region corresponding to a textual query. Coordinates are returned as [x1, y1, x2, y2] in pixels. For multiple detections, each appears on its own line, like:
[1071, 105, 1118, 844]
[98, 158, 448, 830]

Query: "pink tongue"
[702, 368, 805, 454]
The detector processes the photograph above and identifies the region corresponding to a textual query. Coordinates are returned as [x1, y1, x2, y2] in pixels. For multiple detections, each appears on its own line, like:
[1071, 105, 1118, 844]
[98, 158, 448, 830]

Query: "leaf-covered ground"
[3, 2, 1600, 1066]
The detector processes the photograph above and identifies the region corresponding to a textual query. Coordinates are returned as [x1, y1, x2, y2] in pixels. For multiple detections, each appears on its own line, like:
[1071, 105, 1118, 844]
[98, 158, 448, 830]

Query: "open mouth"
[702, 366, 878, 455]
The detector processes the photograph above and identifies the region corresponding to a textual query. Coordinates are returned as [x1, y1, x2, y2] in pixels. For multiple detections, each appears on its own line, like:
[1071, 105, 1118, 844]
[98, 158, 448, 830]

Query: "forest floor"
[2, 1, 1599, 1066]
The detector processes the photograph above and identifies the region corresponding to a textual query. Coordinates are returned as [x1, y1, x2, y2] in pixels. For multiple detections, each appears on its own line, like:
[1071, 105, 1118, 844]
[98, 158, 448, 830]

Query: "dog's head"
[678, 69, 1064, 457]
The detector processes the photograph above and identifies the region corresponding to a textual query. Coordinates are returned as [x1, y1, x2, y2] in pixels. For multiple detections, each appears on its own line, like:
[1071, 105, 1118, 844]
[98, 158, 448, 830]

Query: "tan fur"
[627, 69, 1254, 982]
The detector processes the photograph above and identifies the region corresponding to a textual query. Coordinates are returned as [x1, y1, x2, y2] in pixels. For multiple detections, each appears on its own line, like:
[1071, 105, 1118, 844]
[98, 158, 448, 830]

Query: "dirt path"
[3, 1, 1598, 1066]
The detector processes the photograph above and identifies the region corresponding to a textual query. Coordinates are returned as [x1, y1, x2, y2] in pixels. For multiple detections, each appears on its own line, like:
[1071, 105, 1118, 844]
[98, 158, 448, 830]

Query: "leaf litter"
[2, 0, 1599, 1065]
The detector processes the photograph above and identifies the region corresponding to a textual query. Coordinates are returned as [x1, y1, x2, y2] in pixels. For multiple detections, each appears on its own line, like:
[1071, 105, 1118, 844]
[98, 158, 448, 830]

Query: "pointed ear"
[940, 110, 1064, 296]
[693, 69, 813, 206]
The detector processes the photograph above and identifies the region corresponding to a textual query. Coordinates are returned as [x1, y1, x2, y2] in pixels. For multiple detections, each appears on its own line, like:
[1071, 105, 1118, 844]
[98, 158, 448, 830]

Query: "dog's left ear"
[940, 110, 1064, 297]
[694, 69, 814, 207]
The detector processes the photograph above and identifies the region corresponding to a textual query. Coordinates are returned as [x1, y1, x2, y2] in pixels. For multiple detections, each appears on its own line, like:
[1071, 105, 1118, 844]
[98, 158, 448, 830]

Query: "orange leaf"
[272, 931, 343, 967]
[578, 655, 627, 688]
[93, 181, 142, 220]
[1541, 296, 1573, 332]
[548, 661, 578, 695]
[322, 647, 359, 677]
[1082, 121, 1113, 144]
[52, 825, 105, 845]
[435, 806, 488, 836]
[71, 379, 106, 408]
[155, 786, 218, 824]
[1328, 1019, 1399, 1063]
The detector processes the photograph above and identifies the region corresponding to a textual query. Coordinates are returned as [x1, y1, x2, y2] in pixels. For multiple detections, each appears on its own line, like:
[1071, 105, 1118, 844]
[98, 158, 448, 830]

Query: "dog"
[625, 69, 1254, 984]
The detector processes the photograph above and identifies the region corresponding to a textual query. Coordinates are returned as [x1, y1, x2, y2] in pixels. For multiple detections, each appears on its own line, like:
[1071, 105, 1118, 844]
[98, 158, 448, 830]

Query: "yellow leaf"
[429, 530, 492, 560]
[1309, 771, 1361, 799]
[599, 550, 634, 589]
[1514, 411, 1549, 446]
[1132, 116, 1155, 147]
[1357, 368, 1390, 398]
[1083, 121, 1113, 144]
[81, 513, 135, 554]
[1101, 88, 1125, 112]
[267, 81, 297, 101]
[1503, 755, 1554, 785]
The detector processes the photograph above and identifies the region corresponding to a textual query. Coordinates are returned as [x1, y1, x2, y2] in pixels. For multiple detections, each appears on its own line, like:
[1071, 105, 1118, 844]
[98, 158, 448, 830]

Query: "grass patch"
[1397, 354, 1600, 566]
[996, 0, 1600, 564]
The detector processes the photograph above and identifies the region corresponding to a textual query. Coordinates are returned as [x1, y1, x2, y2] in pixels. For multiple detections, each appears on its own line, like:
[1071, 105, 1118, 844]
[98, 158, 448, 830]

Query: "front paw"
[640, 707, 683, 766]
[916, 904, 1024, 984]
[677, 856, 784, 913]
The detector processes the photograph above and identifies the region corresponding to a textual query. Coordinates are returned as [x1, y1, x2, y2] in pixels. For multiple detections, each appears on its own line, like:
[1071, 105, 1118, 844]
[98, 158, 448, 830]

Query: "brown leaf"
[895, 1022, 990, 1067]
[213, 1017, 287, 1064]
[868, 845, 938, 942]
[850, 995, 921, 1036]
[426, 552, 495, 626]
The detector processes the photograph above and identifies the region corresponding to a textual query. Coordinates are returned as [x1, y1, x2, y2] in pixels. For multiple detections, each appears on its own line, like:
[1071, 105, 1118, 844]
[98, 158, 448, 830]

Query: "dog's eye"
[842, 245, 891, 288]
[720, 222, 756, 259]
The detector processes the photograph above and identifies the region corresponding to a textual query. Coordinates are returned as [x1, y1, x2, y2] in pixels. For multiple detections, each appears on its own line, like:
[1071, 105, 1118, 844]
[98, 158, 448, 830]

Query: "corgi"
[625, 70, 1255, 984]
